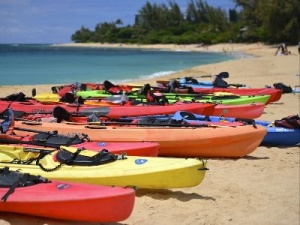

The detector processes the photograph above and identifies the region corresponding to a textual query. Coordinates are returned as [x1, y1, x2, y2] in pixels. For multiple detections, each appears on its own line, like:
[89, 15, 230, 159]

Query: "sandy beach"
[0, 43, 299, 225]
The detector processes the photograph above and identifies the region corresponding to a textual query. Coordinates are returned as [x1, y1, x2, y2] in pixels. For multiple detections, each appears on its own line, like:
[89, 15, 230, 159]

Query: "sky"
[0, 0, 236, 44]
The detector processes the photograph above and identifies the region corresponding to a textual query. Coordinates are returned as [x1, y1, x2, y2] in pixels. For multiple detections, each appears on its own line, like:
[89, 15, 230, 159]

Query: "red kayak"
[0, 98, 215, 119]
[0, 108, 159, 157]
[53, 80, 134, 97]
[0, 167, 135, 222]
[0, 131, 159, 157]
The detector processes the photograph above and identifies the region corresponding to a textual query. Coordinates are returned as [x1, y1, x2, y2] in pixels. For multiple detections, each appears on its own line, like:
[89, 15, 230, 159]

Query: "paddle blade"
[216, 72, 229, 79]
[32, 88, 36, 97]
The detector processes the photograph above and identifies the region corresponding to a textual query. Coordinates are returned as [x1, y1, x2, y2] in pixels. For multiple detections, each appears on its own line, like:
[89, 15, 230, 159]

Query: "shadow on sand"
[136, 189, 215, 202]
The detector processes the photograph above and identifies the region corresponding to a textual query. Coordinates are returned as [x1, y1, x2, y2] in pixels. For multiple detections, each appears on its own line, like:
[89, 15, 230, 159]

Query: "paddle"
[13, 126, 58, 134]
[227, 83, 247, 88]
[156, 72, 230, 85]
[184, 71, 229, 79]
[52, 107, 227, 128]
[85, 121, 225, 128]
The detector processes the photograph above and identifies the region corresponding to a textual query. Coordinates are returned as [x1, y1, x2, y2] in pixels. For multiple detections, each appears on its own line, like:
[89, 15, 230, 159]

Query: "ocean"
[0, 44, 245, 86]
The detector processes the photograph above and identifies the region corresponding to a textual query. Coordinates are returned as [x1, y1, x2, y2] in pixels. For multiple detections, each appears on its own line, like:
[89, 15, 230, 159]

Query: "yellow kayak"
[0, 145, 207, 189]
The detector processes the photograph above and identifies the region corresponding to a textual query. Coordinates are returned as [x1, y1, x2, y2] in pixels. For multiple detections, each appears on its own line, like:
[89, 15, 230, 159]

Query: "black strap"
[2, 178, 23, 202]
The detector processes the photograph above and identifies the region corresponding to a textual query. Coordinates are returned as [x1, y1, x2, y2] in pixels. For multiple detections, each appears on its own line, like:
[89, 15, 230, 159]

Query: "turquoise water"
[0, 44, 240, 86]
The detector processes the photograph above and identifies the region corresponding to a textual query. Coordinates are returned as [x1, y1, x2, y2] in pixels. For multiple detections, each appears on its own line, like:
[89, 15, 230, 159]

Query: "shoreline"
[0, 42, 299, 225]
[1, 43, 298, 96]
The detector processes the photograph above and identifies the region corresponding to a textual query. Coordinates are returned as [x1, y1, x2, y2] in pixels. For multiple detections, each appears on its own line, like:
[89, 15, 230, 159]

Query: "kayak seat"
[138, 84, 151, 95]
[51, 86, 58, 94]
[185, 77, 198, 84]
[80, 83, 87, 91]
[179, 111, 197, 120]
[213, 76, 229, 88]
[4, 92, 26, 102]
[167, 80, 194, 94]
[61, 92, 76, 103]
[32, 132, 84, 148]
[146, 92, 169, 104]
[0, 167, 50, 202]
[55, 148, 118, 166]
[137, 117, 172, 125]
[103, 80, 122, 94]
[53, 106, 71, 123]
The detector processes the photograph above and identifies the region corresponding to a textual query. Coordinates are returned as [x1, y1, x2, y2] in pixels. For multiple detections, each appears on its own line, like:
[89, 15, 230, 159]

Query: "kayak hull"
[212, 103, 265, 119]
[14, 121, 267, 158]
[192, 87, 282, 104]
[0, 100, 215, 119]
[0, 179, 135, 222]
[0, 145, 207, 189]
[0, 133, 159, 157]
[174, 112, 300, 146]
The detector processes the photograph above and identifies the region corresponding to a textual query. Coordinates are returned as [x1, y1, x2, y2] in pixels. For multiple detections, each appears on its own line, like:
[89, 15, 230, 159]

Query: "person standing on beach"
[298, 41, 300, 55]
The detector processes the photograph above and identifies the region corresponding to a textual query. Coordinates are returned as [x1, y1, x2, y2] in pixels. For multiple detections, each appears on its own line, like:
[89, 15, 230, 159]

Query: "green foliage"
[233, 0, 300, 43]
[71, 0, 299, 45]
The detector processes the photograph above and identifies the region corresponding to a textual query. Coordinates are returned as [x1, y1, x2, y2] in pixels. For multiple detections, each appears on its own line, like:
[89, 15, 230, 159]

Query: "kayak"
[155, 74, 281, 104]
[0, 97, 215, 119]
[0, 167, 135, 222]
[171, 111, 300, 146]
[0, 131, 159, 157]
[191, 87, 282, 104]
[52, 81, 134, 97]
[13, 120, 267, 158]
[0, 108, 158, 157]
[0, 145, 207, 189]
[75, 89, 271, 105]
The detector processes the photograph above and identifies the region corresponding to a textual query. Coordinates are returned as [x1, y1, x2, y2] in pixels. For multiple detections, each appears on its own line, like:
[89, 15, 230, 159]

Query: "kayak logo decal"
[135, 159, 148, 165]
[223, 108, 229, 114]
[97, 142, 107, 146]
[56, 183, 71, 190]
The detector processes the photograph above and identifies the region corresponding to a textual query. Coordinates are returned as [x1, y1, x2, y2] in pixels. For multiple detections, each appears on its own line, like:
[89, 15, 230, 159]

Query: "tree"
[229, 9, 239, 23]
[233, 0, 300, 43]
[71, 26, 92, 43]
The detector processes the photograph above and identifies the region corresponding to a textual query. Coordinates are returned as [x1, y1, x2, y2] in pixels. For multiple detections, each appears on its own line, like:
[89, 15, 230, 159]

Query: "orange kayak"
[14, 121, 267, 158]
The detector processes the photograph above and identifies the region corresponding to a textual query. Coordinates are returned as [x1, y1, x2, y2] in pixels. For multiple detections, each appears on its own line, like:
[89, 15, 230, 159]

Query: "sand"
[0, 43, 299, 225]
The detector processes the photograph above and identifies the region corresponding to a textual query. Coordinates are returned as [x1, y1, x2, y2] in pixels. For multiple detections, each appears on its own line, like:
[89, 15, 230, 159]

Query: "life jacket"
[273, 82, 292, 93]
[274, 115, 300, 129]
[0, 108, 15, 134]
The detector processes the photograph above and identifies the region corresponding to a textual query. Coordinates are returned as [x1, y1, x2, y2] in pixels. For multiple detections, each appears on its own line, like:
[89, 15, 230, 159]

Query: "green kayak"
[75, 90, 270, 105]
